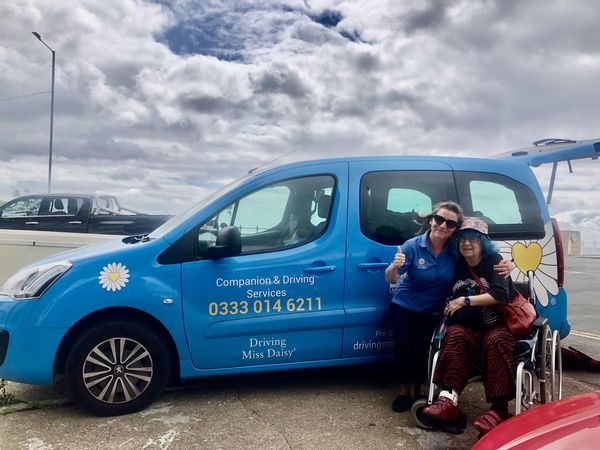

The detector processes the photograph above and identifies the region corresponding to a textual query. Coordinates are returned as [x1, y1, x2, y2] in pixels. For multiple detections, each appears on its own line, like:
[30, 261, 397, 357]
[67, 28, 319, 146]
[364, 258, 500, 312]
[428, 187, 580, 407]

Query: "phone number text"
[208, 297, 322, 316]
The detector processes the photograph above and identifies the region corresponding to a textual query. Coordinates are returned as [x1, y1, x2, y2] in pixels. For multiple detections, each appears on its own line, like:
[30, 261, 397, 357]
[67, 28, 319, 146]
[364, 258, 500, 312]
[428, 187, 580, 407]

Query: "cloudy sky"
[1, 0, 600, 246]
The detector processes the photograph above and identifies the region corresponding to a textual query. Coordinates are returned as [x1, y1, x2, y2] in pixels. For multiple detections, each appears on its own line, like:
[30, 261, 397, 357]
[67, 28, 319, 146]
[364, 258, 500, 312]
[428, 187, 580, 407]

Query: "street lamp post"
[32, 31, 55, 193]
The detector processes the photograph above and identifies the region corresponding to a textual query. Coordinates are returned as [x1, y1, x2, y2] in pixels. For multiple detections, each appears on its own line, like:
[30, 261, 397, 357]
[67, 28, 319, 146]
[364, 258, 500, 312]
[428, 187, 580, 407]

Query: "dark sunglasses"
[432, 214, 459, 229]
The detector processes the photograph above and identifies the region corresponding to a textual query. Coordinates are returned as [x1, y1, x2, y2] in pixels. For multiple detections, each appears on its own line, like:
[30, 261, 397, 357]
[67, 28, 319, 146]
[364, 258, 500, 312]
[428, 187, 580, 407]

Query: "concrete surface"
[0, 363, 597, 450]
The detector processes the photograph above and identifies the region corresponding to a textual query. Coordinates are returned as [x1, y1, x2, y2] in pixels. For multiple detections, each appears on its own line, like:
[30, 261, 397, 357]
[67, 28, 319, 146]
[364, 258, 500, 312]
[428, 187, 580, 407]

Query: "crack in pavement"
[236, 388, 292, 449]
[0, 398, 73, 415]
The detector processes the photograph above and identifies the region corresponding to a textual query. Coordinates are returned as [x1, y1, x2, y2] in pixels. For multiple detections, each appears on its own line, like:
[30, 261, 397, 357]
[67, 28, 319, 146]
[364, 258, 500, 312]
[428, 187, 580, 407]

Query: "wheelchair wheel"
[538, 324, 553, 404]
[551, 329, 563, 401]
[411, 398, 433, 430]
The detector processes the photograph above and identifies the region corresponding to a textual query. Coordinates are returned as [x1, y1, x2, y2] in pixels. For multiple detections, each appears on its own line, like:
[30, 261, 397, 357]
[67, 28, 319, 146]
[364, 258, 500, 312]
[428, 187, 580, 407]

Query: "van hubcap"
[82, 337, 153, 404]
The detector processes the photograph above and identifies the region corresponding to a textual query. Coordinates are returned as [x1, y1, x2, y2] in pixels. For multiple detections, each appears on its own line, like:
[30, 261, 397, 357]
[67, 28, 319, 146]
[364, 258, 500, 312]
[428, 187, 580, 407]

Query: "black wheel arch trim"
[54, 307, 181, 385]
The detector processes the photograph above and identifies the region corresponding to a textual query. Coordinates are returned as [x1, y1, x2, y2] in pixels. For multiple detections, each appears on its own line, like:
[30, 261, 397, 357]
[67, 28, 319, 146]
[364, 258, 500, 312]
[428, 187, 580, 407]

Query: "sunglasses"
[432, 214, 459, 229]
[458, 236, 480, 243]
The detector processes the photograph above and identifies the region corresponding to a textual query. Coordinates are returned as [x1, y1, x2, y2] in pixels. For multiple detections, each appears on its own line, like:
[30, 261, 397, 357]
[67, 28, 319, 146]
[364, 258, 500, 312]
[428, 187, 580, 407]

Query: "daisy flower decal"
[98, 262, 130, 292]
[497, 221, 558, 307]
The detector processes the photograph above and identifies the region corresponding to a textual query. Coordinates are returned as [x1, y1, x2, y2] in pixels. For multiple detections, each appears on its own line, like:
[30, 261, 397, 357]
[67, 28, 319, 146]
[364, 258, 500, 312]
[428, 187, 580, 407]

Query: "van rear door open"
[494, 138, 600, 204]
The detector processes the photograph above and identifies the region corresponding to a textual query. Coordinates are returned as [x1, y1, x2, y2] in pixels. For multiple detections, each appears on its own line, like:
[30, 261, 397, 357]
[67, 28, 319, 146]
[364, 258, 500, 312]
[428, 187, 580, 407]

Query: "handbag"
[497, 290, 537, 337]
[466, 265, 536, 336]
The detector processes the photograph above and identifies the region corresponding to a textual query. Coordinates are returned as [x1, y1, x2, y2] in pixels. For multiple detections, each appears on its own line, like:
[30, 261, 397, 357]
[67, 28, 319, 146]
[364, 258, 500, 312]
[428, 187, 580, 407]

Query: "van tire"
[65, 320, 170, 416]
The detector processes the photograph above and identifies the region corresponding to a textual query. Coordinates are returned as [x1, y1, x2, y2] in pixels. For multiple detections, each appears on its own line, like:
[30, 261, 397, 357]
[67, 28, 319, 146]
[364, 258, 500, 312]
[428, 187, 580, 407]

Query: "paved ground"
[0, 363, 597, 450]
[0, 255, 599, 449]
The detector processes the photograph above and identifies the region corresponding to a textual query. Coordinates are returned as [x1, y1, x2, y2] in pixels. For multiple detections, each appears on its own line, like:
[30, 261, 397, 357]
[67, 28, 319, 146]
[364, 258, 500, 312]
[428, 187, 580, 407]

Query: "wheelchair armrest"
[513, 317, 548, 362]
[431, 329, 445, 348]
[430, 322, 447, 350]
[532, 316, 547, 328]
[514, 337, 536, 361]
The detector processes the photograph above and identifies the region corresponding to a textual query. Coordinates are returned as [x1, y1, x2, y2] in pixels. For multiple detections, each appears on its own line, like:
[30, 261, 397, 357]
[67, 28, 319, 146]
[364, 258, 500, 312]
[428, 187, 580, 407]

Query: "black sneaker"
[392, 394, 411, 412]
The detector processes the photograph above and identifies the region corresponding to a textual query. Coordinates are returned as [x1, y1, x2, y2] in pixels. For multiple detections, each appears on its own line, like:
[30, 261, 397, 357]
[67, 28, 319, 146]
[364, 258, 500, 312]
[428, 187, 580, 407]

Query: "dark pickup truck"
[0, 194, 171, 235]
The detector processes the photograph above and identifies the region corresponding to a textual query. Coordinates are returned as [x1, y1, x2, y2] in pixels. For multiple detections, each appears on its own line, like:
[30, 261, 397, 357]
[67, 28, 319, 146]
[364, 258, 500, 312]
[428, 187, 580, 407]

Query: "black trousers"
[390, 302, 440, 385]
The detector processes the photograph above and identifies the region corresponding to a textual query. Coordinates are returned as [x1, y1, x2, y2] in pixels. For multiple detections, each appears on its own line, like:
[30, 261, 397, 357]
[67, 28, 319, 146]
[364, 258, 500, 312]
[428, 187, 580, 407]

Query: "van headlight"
[1, 261, 72, 300]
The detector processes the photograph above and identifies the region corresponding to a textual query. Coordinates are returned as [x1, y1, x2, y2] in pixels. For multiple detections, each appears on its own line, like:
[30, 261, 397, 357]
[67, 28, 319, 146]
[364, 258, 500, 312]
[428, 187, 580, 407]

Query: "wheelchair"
[411, 271, 563, 429]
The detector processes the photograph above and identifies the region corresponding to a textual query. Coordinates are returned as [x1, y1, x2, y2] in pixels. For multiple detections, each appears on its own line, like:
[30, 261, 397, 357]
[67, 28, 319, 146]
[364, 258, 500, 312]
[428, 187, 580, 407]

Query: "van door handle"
[68, 221, 83, 224]
[25, 221, 39, 225]
[303, 266, 336, 273]
[357, 262, 389, 269]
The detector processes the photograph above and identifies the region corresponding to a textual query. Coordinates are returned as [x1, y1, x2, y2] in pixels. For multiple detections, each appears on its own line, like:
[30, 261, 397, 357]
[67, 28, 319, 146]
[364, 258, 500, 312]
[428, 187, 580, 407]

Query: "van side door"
[343, 161, 456, 359]
[181, 163, 348, 370]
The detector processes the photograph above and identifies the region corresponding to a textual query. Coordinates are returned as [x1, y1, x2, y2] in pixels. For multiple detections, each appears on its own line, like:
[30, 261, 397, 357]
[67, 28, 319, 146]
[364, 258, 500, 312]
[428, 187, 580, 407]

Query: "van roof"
[250, 138, 600, 174]
[249, 154, 532, 177]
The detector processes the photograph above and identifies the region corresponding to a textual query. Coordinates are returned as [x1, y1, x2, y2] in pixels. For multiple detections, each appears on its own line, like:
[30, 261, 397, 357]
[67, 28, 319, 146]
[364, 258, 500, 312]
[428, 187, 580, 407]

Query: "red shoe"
[473, 410, 505, 436]
[421, 397, 467, 434]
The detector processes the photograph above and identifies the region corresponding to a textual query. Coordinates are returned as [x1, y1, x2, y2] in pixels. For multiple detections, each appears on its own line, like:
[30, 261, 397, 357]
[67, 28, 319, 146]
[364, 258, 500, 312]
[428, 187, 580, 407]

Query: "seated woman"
[421, 217, 518, 436]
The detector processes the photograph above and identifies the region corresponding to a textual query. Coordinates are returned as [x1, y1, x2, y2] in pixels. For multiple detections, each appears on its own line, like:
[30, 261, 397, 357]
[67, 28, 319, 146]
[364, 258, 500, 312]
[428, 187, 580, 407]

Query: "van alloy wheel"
[82, 337, 153, 404]
[66, 321, 170, 416]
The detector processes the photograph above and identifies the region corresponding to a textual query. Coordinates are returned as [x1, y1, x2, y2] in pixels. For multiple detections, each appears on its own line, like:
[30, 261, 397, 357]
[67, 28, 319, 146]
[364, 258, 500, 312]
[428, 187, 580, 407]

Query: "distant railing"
[238, 225, 271, 235]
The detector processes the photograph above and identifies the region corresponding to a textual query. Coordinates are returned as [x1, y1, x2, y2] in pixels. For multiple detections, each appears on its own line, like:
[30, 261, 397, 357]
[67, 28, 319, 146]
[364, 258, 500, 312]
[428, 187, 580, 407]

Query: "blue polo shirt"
[391, 231, 457, 313]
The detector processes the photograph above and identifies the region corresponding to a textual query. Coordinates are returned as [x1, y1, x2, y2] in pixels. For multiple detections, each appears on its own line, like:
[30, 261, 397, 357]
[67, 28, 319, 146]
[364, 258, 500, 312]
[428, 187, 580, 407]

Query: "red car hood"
[473, 391, 600, 449]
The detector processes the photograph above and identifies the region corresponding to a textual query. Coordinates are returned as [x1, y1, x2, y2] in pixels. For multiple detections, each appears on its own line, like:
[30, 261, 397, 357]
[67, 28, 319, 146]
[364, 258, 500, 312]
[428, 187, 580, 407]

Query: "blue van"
[0, 139, 597, 415]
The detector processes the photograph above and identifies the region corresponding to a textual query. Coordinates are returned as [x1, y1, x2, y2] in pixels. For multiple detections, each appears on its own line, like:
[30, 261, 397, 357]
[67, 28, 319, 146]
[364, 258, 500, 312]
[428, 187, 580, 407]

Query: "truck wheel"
[66, 321, 170, 416]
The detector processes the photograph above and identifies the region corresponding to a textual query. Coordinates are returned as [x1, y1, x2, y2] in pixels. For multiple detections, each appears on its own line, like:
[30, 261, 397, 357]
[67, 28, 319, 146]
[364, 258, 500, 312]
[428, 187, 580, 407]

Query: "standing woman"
[385, 201, 463, 412]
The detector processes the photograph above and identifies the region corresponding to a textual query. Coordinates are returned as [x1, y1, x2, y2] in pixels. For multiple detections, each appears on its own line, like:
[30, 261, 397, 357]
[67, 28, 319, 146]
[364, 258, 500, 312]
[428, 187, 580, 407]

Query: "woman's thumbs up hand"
[392, 246, 406, 269]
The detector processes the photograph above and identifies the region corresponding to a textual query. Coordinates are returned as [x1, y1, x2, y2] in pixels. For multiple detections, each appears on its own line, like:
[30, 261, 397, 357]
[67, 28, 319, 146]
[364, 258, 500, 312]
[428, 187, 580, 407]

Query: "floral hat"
[457, 216, 489, 236]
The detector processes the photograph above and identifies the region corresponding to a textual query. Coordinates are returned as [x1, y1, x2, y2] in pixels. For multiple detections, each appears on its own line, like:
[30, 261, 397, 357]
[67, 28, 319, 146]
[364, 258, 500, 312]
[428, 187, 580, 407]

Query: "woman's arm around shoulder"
[485, 253, 512, 303]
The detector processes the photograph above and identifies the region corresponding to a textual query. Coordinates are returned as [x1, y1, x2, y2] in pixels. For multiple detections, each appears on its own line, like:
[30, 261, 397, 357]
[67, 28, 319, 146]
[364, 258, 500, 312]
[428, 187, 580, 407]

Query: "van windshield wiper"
[122, 233, 152, 244]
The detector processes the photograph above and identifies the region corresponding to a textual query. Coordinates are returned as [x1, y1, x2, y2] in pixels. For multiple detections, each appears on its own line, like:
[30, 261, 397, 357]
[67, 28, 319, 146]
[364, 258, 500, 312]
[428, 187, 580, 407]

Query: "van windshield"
[149, 174, 254, 239]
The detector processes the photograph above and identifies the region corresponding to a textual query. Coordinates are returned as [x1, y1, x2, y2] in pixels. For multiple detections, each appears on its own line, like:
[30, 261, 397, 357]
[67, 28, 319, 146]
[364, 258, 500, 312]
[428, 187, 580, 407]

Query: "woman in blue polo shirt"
[385, 201, 463, 412]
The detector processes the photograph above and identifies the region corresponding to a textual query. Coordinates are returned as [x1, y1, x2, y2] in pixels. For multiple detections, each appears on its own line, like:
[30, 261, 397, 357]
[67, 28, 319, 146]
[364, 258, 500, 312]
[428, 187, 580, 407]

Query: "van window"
[198, 175, 335, 255]
[469, 181, 521, 224]
[234, 186, 289, 235]
[360, 171, 456, 245]
[387, 189, 432, 216]
[455, 172, 545, 239]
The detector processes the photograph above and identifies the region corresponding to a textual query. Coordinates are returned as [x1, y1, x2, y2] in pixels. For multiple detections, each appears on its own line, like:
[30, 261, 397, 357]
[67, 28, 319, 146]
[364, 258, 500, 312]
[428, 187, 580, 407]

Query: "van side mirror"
[207, 226, 242, 259]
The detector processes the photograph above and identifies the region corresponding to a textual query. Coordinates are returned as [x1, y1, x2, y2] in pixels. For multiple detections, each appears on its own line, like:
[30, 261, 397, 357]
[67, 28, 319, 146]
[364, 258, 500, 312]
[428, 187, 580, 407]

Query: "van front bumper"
[0, 296, 65, 385]
[0, 329, 8, 366]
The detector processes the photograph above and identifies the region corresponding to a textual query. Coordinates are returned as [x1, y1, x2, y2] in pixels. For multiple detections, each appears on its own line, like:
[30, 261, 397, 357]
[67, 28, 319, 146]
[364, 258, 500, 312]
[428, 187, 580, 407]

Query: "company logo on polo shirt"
[418, 257, 426, 266]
